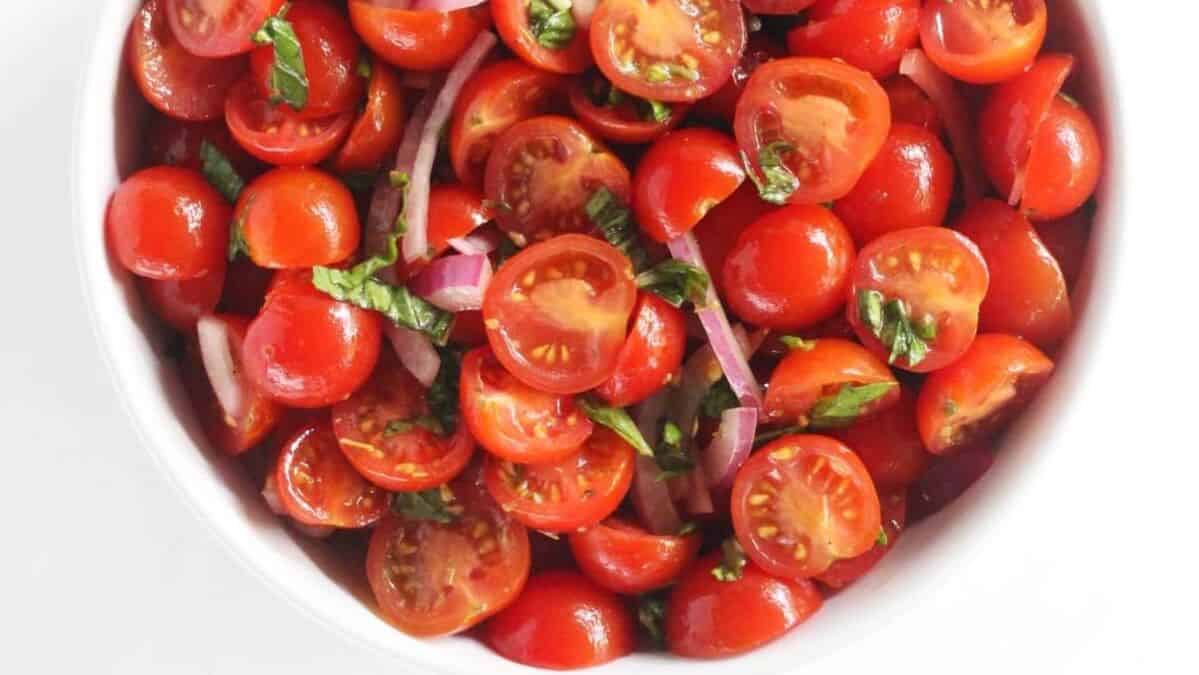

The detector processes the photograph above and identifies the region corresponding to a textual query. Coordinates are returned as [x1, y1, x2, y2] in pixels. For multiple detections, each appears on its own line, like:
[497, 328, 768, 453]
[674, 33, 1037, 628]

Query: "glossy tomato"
[1019, 96, 1103, 221]
[145, 115, 262, 176]
[274, 421, 389, 528]
[348, 1, 490, 71]
[632, 128, 745, 243]
[787, 0, 920, 79]
[225, 78, 354, 166]
[693, 32, 786, 124]
[814, 488, 906, 589]
[234, 167, 359, 268]
[492, 0, 592, 74]
[140, 263, 226, 332]
[331, 62, 407, 174]
[569, 518, 701, 595]
[882, 75, 942, 133]
[920, 0, 1048, 84]
[568, 74, 690, 145]
[693, 184, 776, 300]
[764, 338, 900, 426]
[395, 185, 495, 280]
[180, 325, 282, 454]
[165, 0, 285, 58]
[595, 293, 687, 408]
[832, 388, 929, 488]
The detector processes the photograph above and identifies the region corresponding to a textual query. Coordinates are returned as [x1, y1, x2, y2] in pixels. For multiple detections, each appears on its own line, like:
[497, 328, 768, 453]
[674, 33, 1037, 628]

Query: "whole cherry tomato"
[595, 293, 687, 408]
[787, 0, 920, 79]
[693, 184, 776, 300]
[274, 421, 389, 528]
[348, 1, 490, 71]
[632, 128, 745, 244]
[225, 78, 354, 166]
[815, 489, 906, 589]
[920, 0, 1048, 84]
[569, 518, 701, 595]
[764, 338, 900, 427]
[331, 62, 408, 175]
[492, 0, 592, 74]
[832, 388, 929, 488]
[165, 0, 285, 58]
[234, 167, 359, 269]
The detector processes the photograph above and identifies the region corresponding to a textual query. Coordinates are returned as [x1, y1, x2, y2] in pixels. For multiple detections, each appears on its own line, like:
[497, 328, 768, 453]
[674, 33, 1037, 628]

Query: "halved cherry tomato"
[1019, 96, 1103, 221]
[916, 333, 1054, 455]
[396, 185, 494, 280]
[595, 293, 687, 408]
[165, 0, 285, 58]
[832, 388, 929, 488]
[666, 552, 823, 658]
[632, 128, 745, 243]
[815, 488, 906, 589]
[225, 78, 354, 166]
[834, 123, 955, 247]
[128, 0, 247, 121]
[846, 227, 990, 373]
[568, 74, 689, 145]
[180, 327, 282, 454]
[723, 204, 856, 331]
[483, 427, 636, 532]
[145, 115, 262, 177]
[920, 0, 1048, 84]
[956, 199, 1071, 350]
[483, 234, 638, 394]
[882, 75, 942, 134]
[787, 0, 920, 79]
[348, 1, 490, 71]
[742, 0, 817, 14]
[274, 421, 388, 528]
[735, 57, 891, 205]
[234, 167, 359, 268]
[139, 262, 226, 332]
[460, 347, 594, 464]
[569, 518, 701, 595]
[243, 270, 382, 407]
[484, 570, 636, 669]
[331, 62, 408, 174]
[107, 166, 230, 280]
[693, 184, 776, 300]
[218, 256, 274, 316]
[1035, 208, 1090, 289]
[764, 338, 899, 426]
[693, 32, 786, 124]
[484, 116, 630, 242]
[590, 0, 747, 103]
[366, 472, 531, 637]
[732, 434, 882, 578]
[492, 0, 592, 75]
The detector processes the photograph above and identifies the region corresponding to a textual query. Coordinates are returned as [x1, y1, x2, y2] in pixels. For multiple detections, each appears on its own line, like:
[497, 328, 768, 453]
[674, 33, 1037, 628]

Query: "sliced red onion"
[630, 393, 684, 535]
[197, 315, 246, 421]
[572, 0, 598, 28]
[447, 227, 503, 255]
[409, 254, 493, 312]
[683, 464, 715, 516]
[365, 90, 438, 270]
[384, 323, 441, 387]
[703, 407, 758, 490]
[411, 0, 486, 10]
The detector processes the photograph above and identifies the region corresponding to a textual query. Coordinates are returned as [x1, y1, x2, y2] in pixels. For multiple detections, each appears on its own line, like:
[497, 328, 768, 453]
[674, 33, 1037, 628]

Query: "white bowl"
[74, 2, 1127, 673]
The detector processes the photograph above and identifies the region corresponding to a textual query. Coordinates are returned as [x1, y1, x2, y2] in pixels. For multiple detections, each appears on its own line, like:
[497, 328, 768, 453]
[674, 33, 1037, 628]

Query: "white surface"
[2, 1, 1198, 673]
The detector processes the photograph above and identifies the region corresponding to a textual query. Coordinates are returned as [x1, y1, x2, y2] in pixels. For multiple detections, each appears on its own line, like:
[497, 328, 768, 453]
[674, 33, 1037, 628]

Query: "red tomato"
[569, 518, 701, 595]
[693, 33, 786, 124]
[764, 338, 900, 426]
[735, 57, 891, 205]
[834, 123, 955, 247]
[492, 0, 592, 75]
[920, 0, 1048, 84]
[243, 270, 382, 407]
[568, 74, 690, 145]
[787, 0, 920, 79]
[366, 474, 531, 637]
[1019, 96, 1103, 221]
[916, 333, 1054, 455]
[484, 570, 636, 669]
[723, 204, 856, 331]
[632, 128, 745, 243]
[395, 186, 494, 280]
[742, 0, 817, 14]
[234, 167, 359, 269]
[128, 0, 247, 121]
[882, 75, 942, 134]
[595, 293, 687, 408]
[107, 166, 230, 280]
[225, 78, 354, 166]
[483, 234, 638, 394]
[956, 199, 1072, 350]
[846, 227, 990, 373]
[165, 0, 285, 58]
[484, 116, 630, 241]
[274, 421, 389, 528]
[449, 309, 489, 347]
[348, 1, 489, 71]
[180, 328, 282, 454]
[145, 115, 262, 177]
[907, 443, 993, 521]
[815, 489, 906, 589]
[459, 347, 594, 464]
[832, 388, 929, 488]
[666, 552, 824, 658]
[218, 256, 274, 316]
[693, 184, 776, 300]
[1035, 209, 1090, 289]
[331, 62, 408, 174]
[589, 0, 747, 103]
[732, 434, 882, 578]
[483, 427, 636, 533]
[139, 263, 226, 332]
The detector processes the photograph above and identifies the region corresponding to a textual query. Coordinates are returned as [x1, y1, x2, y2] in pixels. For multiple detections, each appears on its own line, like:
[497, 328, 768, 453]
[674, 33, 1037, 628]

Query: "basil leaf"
[391, 487, 462, 524]
[199, 141, 244, 203]
[636, 259, 710, 308]
[227, 216, 250, 262]
[645, 62, 699, 83]
[637, 593, 668, 647]
[808, 382, 897, 429]
[875, 527, 889, 547]
[585, 187, 648, 271]
[779, 335, 815, 351]
[856, 290, 936, 367]
[576, 396, 654, 457]
[356, 52, 372, 79]
[754, 424, 806, 447]
[711, 538, 747, 582]
[652, 420, 695, 480]
[383, 416, 445, 437]
[311, 265, 454, 345]
[528, 0, 575, 49]
[645, 99, 673, 123]
[744, 141, 799, 205]
[427, 347, 462, 434]
[700, 378, 737, 420]
[252, 13, 308, 111]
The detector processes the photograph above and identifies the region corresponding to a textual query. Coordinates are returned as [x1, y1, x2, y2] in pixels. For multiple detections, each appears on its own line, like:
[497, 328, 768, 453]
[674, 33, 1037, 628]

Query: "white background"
[2, 1, 1198, 673]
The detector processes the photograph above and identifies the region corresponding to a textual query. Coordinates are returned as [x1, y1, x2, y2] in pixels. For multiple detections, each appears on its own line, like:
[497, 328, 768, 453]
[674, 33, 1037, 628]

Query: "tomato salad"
[108, 0, 1100, 667]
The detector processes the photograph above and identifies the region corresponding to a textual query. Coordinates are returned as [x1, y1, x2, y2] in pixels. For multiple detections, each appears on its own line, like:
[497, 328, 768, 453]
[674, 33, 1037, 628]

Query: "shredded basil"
[857, 290, 937, 367]
[711, 538, 747, 582]
[252, 8, 309, 111]
[391, 487, 461, 524]
[700, 378, 738, 420]
[576, 397, 654, 457]
[635, 259, 710, 308]
[652, 420, 695, 480]
[585, 187, 648, 271]
[199, 141, 244, 203]
[528, 0, 575, 49]
[808, 382, 897, 429]
[744, 141, 799, 205]
[637, 593, 668, 647]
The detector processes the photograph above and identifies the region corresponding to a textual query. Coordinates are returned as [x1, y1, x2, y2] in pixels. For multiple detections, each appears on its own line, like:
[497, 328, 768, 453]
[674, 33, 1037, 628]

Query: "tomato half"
[568, 74, 690, 145]
[882, 75, 942, 134]
[693, 184, 776, 300]
[916, 333, 1054, 455]
[348, 1, 490, 71]
[145, 115, 262, 177]
[735, 57, 891, 205]
[492, 0, 593, 75]
[732, 434, 882, 578]
[234, 167, 360, 268]
[165, 0, 285, 58]
[274, 421, 389, 528]
[832, 388, 929, 488]
[590, 0, 747, 103]
[814, 488, 906, 589]
[595, 293, 687, 408]
[483, 427, 636, 533]
[632, 128, 745, 243]
[331, 62, 408, 175]
[483, 234, 638, 394]
[140, 264, 226, 332]
[569, 518, 701, 595]
[225, 78, 354, 166]
[787, 0, 920, 79]
[180, 327, 282, 454]
[693, 32, 786, 124]
[764, 338, 900, 426]
[1019, 96, 1103, 221]
[920, 0, 1048, 84]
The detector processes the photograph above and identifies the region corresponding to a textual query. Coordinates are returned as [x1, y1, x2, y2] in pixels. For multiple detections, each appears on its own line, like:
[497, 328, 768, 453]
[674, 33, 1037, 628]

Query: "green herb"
[227, 216, 250, 262]
[636, 260, 710, 308]
[576, 396, 654, 457]
[744, 141, 799, 205]
[645, 62, 699, 83]
[700, 378, 738, 420]
[856, 290, 936, 367]
[252, 9, 308, 111]
[388, 170, 410, 189]
[779, 335, 815, 351]
[588, 76, 673, 123]
[585, 187, 648, 271]
[493, 236, 520, 267]
[356, 52, 372, 79]
[528, 0, 575, 49]
[199, 141, 244, 203]
[711, 538, 747, 582]
[653, 420, 695, 480]
[646, 99, 673, 123]
[754, 424, 806, 447]
[677, 521, 699, 537]
[808, 382, 898, 429]
[383, 416, 445, 437]
[427, 347, 462, 434]
[637, 593, 668, 647]
[391, 487, 461, 524]
[875, 527, 889, 547]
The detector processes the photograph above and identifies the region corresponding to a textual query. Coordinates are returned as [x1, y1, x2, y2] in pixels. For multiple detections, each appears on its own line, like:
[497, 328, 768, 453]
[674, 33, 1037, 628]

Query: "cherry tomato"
[916, 333, 1054, 455]
[492, 0, 592, 75]
[735, 57, 891, 205]
[882, 75, 942, 134]
[595, 293, 687, 408]
[832, 388, 929, 488]
[218, 256, 274, 316]
[693, 184, 776, 300]
[395, 185, 495, 280]
[180, 327, 282, 454]
[764, 338, 900, 426]
[569, 518, 701, 595]
[956, 199, 1071, 350]
[234, 167, 359, 269]
[225, 78, 354, 166]
[666, 552, 824, 658]
[484, 116, 630, 242]
[367, 474, 531, 637]
[139, 262, 226, 332]
[348, 1, 490, 72]
[568, 74, 690, 145]
[834, 123, 956, 247]
[484, 570, 636, 669]
[1019, 96, 1103, 221]
[907, 443, 994, 521]
[145, 115, 262, 177]
[243, 270, 382, 407]
[590, 0, 747, 103]
[814, 489, 906, 589]
[460, 347, 594, 464]
[787, 0, 920, 79]
[274, 421, 388, 528]
[847, 227, 990, 373]
[632, 128, 745, 243]
[128, 0, 247, 122]
[723, 204, 856, 331]
[1035, 209, 1090, 289]
[693, 33, 786, 124]
[742, 0, 817, 14]
[732, 434, 882, 578]
[483, 234, 638, 394]
[483, 427, 636, 532]
[331, 62, 408, 174]
[449, 309, 489, 347]
[920, 0, 1048, 84]
[165, 0, 285, 58]
[107, 166, 230, 280]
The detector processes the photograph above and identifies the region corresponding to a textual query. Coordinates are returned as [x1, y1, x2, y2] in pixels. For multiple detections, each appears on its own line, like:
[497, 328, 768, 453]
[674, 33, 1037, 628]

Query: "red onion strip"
[197, 315, 246, 420]
[263, 476, 335, 539]
[408, 254, 493, 312]
[384, 323, 442, 387]
[702, 406, 758, 490]
[411, 0, 487, 10]
[684, 465, 715, 515]
[630, 393, 684, 535]
[447, 227, 502, 255]
[572, 0, 598, 28]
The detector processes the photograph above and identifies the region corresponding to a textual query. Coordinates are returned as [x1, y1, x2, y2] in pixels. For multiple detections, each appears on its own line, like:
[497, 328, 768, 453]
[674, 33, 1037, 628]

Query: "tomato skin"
[396, 185, 494, 280]
[225, 78, 354, 166]
[787, 0, 920, 79]
[484, 570, 636, 670]
[916, 334, 1054, 455]
[331, 62, 408, 175]
[568, 76, 690, 145]
[956, 199, 1071, 350]
[234, 167, 359, 269]
[107, 166, 230, 280]
[882, 76, 942, 134]
[666, 553, 823, 658]
[834, 123, 955, 247]
[595, 293, 687, 408]
[569, 518, 701, 595]
[145, 115, 262, 177]
[492, 0, 592, 74]
[920, 0, 1048, 84]
[139, 262, 226, 332]
[693, 184, 776, 300]
[814, 488, 906, 589]
[348, 2, 489, 71]
[723, 205, 856, 331]
[274, 422, 389, 528]
[832, 388, 929, 488]
[1020, 97, 1103, 221]
[165, 0, 285, 58]
[764, 338, 899, 425]
[632, 129, 746, 244]
[694, 33, 787, 125]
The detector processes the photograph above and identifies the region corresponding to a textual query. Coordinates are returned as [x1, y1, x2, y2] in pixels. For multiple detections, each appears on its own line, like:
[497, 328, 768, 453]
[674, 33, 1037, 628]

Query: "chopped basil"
[711, 538, 747, 582]
[635, 259, 710, 308]
[427, 347, 462, 434]
[356, 52, 372, 79]
[808, 382, 898, 429]
[779, 335, 815, 351]
[391, 487, 462, 524]
[646, 99, 673, 123]
[227, 216, 250, 262]
[875, 527, 889, 547]
[383, 416, 445, 437]
[856, 289, 936, 367]
[199, 141, 244, 203]
[588, 76, 674, 124]
[943, 398, 959, 416]
[528, 0, 575, 50]
[645, 62, 699, 83]
[700, 378, 738, 420]
[585, 187, 649, 271]
[652, 420, 695, 480]
[754, 424, 806, 447]
[252, 11, 309, 111]
[637, 593, 668, 647]
[576, 397, 654, 457]
[744, 141, 799, 205]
